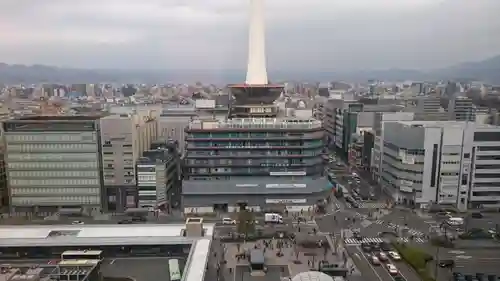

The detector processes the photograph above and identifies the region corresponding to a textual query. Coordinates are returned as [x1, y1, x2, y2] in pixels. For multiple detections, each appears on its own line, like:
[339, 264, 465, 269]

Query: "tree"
[236, 209, 255, 237]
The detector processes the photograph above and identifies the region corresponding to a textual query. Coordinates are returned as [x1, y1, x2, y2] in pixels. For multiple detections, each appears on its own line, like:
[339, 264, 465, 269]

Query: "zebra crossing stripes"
[397, 237, 426, 243]
[353, 212, 368, 220]
[358, 202, 387, 209]
[375, 220, 384, 224]
[387, 223, 425, 237]
[344, 237, 384, 245]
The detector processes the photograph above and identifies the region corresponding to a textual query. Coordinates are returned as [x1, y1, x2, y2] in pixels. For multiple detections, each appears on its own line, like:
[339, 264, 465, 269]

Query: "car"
[222, 218, 236, 225]
[438, 259, 455, 268]
[72, 220, 84, 225]
[371, 255, 381, 265]
[361, 243, 372, 252]
[118, 219, 133, 224]
[388, 251, 401, 261]
[387, 264, 398, 275]
[378, 252, 388, 261]
[371, 242, 381, 251]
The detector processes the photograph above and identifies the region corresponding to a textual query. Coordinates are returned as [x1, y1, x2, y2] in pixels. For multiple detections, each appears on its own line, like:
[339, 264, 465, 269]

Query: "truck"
[264, 213, 283, 224]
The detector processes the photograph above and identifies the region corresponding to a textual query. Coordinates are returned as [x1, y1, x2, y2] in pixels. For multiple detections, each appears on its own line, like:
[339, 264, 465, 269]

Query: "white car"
[72, 220, 84, 225]
[388, 251, 401, 261]
[387, 264, 398, 275]
[371, 255, 381, 265]
[378, 252, 388, 261]
[222, 218, 236, 225]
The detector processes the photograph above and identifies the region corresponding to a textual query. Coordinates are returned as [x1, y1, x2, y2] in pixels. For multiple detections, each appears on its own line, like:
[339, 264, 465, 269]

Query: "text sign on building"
[269, 171, 306, 176]
[266, 184, 306, 188]
[265, 199, 307, 204]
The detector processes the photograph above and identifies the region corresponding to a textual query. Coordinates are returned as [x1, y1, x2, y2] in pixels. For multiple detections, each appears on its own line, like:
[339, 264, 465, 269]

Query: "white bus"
[168, 259, 181, 281]
[61, 250, 103, 261]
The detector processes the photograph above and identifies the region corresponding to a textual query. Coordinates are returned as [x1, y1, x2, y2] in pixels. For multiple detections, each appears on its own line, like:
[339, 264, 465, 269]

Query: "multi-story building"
[448, 96, 475, 122]
[3, 116, 102, 216]
[136, 140, 180, 210]
[183, 118, 327, 213]
[99, 111, 158, 212]
[379, 120, 500, 211]
[414, 96, 448, 121]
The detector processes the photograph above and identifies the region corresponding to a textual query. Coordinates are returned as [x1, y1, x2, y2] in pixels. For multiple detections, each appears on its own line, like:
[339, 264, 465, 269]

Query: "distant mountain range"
[1, 55, 500, 84]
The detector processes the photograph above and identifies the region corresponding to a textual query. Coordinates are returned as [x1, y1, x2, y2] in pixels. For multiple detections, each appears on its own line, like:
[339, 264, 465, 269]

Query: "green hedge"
[392, 242, 435, 281]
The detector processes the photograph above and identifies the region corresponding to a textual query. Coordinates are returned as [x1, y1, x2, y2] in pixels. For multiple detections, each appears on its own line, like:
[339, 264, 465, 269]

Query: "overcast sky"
[1, 0, 499, 71]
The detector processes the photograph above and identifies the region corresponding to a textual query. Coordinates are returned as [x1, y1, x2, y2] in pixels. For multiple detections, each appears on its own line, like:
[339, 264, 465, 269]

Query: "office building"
[183, 118, 326, 213]
[379, 120, 500, 211]
[99, 111, 158, 212]
[137, 140, 180, 210]
[3, 116, 102, 216]
[182, 0, 327, 213]
[448, 96, 475, 121]
[414, 96, 448, 121]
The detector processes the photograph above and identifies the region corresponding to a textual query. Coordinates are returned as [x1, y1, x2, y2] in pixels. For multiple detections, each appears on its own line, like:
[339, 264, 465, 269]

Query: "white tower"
[245, 0, 269, 85]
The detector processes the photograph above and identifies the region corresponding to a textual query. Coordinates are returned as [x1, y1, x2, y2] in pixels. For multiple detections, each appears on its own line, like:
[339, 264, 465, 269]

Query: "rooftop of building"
[0, 260, 98, 281]
[187, 117, 322, 130]
[0, 224, 213, 281]
[9, 116, 102, 121]
[396, 120, 496, 129]
[0, 224, 213, 247]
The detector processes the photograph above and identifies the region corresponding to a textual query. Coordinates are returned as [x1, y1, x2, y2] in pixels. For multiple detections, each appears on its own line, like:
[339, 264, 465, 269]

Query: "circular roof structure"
[291, 271, 334, 281]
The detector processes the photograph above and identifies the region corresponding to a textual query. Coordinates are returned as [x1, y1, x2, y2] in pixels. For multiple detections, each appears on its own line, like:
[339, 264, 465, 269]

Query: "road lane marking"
[110, 259, 116, 264]
[357, 247, 385, 281]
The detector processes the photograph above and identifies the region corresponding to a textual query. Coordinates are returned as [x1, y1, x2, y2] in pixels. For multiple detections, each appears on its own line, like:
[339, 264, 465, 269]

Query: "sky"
[1, 0, 500, 71]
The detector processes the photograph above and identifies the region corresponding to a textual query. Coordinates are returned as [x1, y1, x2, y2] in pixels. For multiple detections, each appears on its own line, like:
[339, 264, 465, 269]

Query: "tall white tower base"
[245, 0, 269, 85]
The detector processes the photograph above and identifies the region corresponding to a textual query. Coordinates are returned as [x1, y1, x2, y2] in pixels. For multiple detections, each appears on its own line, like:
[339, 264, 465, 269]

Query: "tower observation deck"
[229, 0, 283, 117]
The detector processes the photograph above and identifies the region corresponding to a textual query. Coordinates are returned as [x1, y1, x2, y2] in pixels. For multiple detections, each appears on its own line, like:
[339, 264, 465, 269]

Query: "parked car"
[222, 218, 236, 225]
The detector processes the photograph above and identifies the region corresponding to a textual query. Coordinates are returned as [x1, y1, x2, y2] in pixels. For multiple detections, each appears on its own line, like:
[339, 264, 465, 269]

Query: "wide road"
[347, 245, 393, 281]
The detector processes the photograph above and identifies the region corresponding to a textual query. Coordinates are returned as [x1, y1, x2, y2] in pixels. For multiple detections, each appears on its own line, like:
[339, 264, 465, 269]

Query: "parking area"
[101, 257, 181, 281]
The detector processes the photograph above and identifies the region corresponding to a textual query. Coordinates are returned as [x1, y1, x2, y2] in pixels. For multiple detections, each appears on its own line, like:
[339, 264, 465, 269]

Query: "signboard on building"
[400, 186, 413, 193]
[266, 183, 306, 188]
[265, 199, 307, 204]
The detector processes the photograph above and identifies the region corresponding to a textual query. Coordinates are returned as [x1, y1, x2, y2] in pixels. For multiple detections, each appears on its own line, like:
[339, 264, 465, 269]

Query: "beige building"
[99, 110, 158, 212]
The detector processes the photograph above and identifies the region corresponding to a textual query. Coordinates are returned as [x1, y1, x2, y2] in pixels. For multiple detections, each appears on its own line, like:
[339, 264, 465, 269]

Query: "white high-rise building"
[380, 120, 500, 212]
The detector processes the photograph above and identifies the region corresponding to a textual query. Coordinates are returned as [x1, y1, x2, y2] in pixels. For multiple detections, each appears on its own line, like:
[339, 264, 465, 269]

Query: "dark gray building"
[182, 118, 328, 214]
[136, 140, 181, 210]
[3, 116, 103, 216]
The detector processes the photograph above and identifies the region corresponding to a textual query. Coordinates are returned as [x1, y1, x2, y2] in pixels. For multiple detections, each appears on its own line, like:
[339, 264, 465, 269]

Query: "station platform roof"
[0, 224, 214, 246]
[0, 223, 214, 281]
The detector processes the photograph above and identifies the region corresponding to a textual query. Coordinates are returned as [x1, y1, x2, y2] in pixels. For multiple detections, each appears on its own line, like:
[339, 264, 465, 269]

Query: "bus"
[168, 259, 181, 281]
[61, 250, 103, 261]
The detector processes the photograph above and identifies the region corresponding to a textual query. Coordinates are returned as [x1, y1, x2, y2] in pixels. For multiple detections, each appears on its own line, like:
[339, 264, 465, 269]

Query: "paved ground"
[219, 231, 359, 281]
[101, 257, 180, 281]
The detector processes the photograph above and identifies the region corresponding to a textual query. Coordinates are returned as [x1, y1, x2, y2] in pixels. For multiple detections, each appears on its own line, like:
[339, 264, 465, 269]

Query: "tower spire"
[245, 0, 268, 85]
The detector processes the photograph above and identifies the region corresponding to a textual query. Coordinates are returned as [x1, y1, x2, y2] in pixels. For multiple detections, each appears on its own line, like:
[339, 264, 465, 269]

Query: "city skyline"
[0, 0, 499, 71]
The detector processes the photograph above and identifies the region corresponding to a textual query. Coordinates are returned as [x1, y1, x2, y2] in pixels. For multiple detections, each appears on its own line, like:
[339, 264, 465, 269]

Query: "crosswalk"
[358, 202, 388, 209]
[375, 220, 384, 224]
[293, 221, 317, 226]
[344, 237, 426, 245]
[353, 212, 368, 220]
[396, 237, 426, 243]
[344, 237, 384, 245]
[346, 202, 388, 209]
[387, 223, 425, 237]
